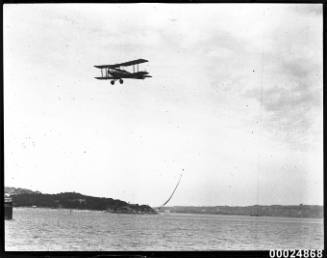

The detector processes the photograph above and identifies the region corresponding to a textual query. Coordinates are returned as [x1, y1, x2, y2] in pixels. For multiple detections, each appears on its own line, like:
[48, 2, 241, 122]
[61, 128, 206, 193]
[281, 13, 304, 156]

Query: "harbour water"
[5, 208, 323, 251]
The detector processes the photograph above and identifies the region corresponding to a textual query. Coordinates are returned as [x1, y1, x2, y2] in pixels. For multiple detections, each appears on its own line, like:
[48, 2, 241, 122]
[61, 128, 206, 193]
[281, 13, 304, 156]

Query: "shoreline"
[11, 207, 323, 219]
[10, 206, 158, 215]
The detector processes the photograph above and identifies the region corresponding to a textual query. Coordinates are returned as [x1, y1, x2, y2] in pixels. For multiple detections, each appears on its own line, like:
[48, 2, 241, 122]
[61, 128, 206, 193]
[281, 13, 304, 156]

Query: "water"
[5, 208, 323, 251]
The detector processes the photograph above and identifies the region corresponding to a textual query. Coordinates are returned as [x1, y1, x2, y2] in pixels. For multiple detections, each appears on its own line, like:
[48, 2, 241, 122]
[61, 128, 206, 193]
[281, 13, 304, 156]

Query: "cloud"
[290, 4, 322, 16]
[146, 4, 322, 152]
[235, 7, 323, 150]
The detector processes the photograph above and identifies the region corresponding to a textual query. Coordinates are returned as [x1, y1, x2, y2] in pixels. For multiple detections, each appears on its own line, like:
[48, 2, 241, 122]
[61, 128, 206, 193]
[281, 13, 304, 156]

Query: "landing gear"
[110, 80, 115, 85]
[119, 79, 124, 84]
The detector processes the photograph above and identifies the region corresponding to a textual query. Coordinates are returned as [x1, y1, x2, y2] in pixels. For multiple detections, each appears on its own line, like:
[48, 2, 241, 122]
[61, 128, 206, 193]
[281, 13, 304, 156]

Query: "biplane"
[94, 59, 151, 85]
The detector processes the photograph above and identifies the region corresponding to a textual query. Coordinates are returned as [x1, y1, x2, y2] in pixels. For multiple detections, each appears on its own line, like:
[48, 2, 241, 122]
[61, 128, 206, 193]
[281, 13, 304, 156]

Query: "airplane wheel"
[119, 79, 123, 84]
[111, 80, 115, 85]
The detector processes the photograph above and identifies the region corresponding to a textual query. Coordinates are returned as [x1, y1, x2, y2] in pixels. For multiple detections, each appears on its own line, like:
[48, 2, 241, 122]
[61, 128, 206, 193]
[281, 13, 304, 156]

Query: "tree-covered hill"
[5, 187, 157, 214]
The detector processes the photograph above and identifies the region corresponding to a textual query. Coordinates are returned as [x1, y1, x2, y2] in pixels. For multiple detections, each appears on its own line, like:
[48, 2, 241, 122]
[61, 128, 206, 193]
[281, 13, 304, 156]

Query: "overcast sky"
[4, 4, 323, 206]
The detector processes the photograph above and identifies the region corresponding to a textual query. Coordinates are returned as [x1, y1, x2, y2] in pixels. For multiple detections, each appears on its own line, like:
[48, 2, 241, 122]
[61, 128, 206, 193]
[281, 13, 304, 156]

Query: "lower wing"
[95, 77, 117, 80]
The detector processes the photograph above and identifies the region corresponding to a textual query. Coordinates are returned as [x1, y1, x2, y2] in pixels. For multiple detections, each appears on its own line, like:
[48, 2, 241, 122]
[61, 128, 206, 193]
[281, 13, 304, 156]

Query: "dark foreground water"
[5, 208, 323, 251]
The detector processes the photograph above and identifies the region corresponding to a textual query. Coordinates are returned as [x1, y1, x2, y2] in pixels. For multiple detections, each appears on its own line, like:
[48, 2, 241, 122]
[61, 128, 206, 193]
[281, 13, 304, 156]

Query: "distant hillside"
[5, 187, 157, 214]
[5, 186, 41, 195]
[160, 205, 323, 218]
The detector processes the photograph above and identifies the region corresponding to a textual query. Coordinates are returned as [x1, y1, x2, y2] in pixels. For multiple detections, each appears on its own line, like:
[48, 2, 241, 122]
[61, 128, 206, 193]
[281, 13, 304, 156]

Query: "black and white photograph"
[3, 3, 323, 252]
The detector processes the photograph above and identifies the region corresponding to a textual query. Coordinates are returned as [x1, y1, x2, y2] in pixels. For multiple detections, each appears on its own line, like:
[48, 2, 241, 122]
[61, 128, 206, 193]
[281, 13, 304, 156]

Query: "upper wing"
[94, 59, 148, 69]
[94, 64, 117, 69]
[116, 59, 148, 67]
